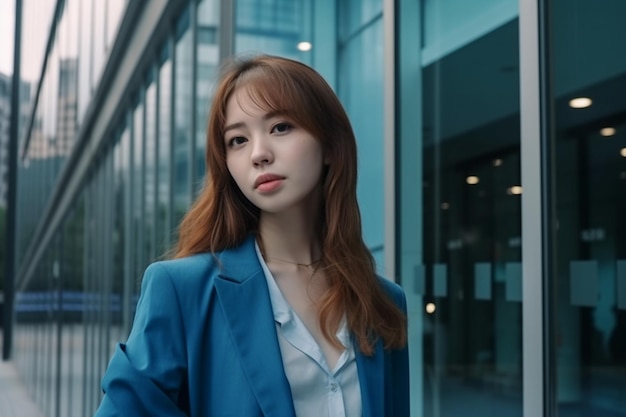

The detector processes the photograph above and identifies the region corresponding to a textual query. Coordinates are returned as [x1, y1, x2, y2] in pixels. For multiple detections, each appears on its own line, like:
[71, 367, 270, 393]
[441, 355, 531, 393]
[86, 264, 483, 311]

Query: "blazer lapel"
[214, 236, 296, 417]
[355, 339, 385, 417]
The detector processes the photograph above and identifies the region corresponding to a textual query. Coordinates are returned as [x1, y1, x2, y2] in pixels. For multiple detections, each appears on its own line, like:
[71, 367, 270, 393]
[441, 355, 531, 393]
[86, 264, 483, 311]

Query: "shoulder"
[137, 254, 221, 303]
[147, 253, 217, 281]
[141, 237, 259, 292]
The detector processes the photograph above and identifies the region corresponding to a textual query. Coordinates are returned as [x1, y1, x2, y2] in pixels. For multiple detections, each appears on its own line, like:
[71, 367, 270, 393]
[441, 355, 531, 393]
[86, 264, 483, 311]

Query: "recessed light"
[425, 303, 436, 314]
[508, 186, 523, 195]
[441, 202, 450, 210]
[466, 176, 479, 185]
[493, 159, 503, 167]
[600, 127, 616, 137]
[297, 41, 312, 51]
[569, 97, 592, 109]
[621, 148, 626, 158]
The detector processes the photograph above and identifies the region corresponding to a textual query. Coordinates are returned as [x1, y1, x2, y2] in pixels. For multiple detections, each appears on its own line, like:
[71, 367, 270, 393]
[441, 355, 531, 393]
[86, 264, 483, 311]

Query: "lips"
[254, 173, 285, 189]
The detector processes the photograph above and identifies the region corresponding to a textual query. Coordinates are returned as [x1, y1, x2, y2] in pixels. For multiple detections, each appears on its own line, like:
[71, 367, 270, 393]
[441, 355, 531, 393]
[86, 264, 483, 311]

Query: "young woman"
[94, 55, 409, 417]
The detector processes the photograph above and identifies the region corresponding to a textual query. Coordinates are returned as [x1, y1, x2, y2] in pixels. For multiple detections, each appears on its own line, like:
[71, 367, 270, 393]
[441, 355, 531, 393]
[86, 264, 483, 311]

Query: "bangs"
[234, 66, 309, 124]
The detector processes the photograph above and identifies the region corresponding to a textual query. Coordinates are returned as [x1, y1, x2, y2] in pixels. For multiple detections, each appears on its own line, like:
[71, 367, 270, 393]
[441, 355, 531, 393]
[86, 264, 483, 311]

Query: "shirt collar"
[254, 240, 351, 349]
[255, 240, 292, 325]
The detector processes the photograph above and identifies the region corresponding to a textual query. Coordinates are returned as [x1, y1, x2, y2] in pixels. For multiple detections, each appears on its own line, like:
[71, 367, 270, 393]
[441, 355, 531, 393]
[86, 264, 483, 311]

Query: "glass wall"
[11, 1, 222, 415]
[397, 0, 523, 415]
[233, 0, 386, 270]
[550, 0, 626, 415]
[337, 0, 386, 269]
[173, 7, 193, 225]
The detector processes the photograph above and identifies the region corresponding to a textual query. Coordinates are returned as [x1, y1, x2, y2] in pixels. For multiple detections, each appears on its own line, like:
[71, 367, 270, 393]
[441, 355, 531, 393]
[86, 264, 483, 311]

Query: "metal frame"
[3, 0, 23, 361]
[520, 0, 549, 415]
[383, 0, 395, 282]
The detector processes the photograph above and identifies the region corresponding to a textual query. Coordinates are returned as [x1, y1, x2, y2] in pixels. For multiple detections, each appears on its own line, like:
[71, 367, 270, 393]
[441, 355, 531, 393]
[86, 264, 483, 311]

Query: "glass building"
[4, 0, 626, 416]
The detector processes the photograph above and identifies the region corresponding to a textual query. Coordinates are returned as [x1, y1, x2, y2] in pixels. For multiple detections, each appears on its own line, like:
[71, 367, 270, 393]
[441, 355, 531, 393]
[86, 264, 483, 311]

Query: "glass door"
[397, 1, 523, 415]
[550, 2, 626, 414]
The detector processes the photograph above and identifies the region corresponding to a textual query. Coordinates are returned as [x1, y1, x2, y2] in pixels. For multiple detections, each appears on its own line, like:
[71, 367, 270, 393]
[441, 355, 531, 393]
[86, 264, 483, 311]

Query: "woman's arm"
[94, 263, 189, 416]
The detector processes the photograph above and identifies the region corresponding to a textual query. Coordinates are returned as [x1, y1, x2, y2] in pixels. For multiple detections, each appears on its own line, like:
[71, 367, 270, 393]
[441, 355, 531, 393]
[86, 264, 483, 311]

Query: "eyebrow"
[223, 110, 286, 133]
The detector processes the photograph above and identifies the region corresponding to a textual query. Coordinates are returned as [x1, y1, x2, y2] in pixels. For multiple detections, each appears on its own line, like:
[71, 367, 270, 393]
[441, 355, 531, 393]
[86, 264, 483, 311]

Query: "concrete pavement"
[0, 356, 46, 417]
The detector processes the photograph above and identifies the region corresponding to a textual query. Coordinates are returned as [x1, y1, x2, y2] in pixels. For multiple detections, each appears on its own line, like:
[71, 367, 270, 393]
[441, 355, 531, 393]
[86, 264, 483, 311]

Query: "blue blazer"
[94, 235, 409, 416]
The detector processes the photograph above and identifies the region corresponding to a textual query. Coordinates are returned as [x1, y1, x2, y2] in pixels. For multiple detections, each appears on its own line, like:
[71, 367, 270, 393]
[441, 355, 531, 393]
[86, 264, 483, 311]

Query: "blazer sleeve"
[94, 263, 189, 417]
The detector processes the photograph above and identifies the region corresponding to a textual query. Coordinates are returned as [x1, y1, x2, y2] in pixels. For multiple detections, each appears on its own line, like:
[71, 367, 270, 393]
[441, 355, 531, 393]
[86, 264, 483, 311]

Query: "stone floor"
[0, 358, 46, 417]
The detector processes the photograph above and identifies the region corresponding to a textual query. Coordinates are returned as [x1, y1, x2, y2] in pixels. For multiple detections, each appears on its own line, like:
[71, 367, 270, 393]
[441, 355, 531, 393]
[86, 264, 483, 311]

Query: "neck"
[258, 211, 321, 265]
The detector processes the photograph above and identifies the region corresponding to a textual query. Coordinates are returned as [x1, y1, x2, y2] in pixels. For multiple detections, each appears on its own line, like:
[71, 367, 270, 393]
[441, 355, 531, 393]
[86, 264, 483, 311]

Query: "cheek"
[226, 159, 244, 187]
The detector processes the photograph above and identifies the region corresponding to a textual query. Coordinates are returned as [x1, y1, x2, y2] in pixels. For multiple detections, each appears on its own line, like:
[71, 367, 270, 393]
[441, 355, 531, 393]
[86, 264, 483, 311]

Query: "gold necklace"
[266, 256, 322, 269]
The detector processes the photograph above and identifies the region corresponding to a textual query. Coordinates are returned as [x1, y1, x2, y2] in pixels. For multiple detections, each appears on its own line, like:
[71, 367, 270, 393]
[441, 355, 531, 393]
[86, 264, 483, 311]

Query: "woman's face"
[224, 87, 326, 216]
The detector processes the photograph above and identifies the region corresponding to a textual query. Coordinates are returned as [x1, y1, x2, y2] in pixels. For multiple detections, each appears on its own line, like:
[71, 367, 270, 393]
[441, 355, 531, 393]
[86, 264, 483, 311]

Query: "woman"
[95, 55, 409, 417]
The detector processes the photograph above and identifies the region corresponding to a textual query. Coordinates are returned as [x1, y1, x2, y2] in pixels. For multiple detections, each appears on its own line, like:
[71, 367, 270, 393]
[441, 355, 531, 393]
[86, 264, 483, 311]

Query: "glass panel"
[57, 0, 80, 157]
[157, 59, 172, 254]
[92, 0, 107, 86]
[551, 1, 626, 415]
[106, 0, 126, 50]
[78, 0, 94, 122]
[339, 0, 382, 40]
[195, 0, 220, 195]
[397, 1, 523, 415]
[19, 0, 56, 101]
[145, 82, 157, 262]
[83, 177, 97, 414]
[112, 131, 126, 350]
[337, 4, 385, 271]
[234, 0, 313, 63]
[132, 102, 144, 296]
[173, 14, 193, 226]
[61, 198, 86, 417]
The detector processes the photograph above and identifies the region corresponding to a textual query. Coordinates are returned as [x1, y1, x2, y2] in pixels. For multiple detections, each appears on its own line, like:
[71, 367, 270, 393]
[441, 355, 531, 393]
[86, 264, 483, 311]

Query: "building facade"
[6, 0, 626, 416]
[0, 73, 11, 208]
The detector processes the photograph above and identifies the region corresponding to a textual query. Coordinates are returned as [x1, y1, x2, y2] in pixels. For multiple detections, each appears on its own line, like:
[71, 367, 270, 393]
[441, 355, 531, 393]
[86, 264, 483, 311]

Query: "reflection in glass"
[420, 10, 522, 417]
[157, 59, 172, 255]
[552, 2, 626, 414]
[195, 0, 220, 195]
[235, 0, 313, 63]
[132, 102, 144, 299]
[145, 82, 157, 264]
[173, 10, 193, 226]
[106, 0, 126, 51]
[337, 2, 385, 271]
[78, 0, 93, 122]
[92, 0, 106, 86]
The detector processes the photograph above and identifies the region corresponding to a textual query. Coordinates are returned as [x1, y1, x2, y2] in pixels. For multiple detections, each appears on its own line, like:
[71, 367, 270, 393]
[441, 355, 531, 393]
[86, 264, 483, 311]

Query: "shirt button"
[330, 383, 338, 392]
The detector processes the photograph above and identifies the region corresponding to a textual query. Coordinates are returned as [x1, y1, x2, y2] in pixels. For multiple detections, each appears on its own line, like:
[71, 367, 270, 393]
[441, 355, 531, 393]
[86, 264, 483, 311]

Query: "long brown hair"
[175, 55, 406, 354]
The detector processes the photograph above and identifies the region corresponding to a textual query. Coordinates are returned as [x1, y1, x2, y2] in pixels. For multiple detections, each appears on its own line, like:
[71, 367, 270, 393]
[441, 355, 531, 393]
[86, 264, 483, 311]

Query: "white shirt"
[255, 243, 362, 417]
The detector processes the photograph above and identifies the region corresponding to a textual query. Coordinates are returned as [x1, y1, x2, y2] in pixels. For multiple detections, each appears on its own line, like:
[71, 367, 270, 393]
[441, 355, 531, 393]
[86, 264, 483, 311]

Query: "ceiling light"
[297, 41, 312, 51]
[466, 176, 479, 185]
[569, 97, 592, 109]
[600, 127, 616, 137]
[493, 158, 503, 167]
[621, 148, 626, 158]
[441, 202, 450, 210]
[508, 186, 523, 195]
[425, 303, 436, 314]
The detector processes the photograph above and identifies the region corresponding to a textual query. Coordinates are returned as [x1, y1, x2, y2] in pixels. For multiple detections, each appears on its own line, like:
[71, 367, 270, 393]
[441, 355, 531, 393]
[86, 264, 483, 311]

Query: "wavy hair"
[174, 55, 406, 354]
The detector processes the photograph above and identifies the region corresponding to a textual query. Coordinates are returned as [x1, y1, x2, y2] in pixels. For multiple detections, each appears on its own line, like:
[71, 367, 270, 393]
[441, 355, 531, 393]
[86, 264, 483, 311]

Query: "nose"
[251, 136, 274, 167]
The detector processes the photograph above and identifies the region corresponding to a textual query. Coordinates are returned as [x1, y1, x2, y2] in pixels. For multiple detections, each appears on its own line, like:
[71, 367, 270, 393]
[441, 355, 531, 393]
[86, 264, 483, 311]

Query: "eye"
[227, 136, 247, 147]
[271, 122, 292, 134]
